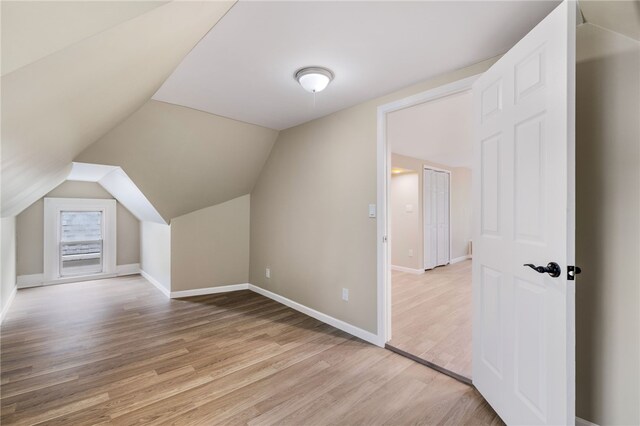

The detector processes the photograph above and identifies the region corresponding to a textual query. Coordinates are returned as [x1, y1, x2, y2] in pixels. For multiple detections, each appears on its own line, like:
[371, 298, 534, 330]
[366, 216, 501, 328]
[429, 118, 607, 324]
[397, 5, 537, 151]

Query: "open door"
[472, 1, 576, 425]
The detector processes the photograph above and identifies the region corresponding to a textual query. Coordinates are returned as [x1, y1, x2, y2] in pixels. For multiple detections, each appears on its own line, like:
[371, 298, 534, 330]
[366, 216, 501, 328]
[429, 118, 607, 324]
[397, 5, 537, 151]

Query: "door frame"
[376, 74, 480, 345]
[423, 165, 452, 270]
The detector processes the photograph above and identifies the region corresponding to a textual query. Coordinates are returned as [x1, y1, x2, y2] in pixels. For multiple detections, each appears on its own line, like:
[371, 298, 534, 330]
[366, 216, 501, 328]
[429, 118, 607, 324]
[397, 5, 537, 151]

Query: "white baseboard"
[451, 255, 472, 264]
[391, 265, 425, 275]
[116, 263, 140, 276]
[1, 285, 17, 324]
[17, 273, 44, 288]
[248, 284, 381, 347]
[146, 278, 381, 347]
[170, 284, 249, 298]
[140, 269, 170, 298]
[576, 417, 599, 426]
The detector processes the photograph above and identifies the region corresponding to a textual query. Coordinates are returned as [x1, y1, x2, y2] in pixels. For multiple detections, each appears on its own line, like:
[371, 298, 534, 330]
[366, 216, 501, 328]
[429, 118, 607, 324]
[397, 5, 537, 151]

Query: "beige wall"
[391, 153, 472, 270]
[250, 58, 498, 334]
[575, 23, 639, 425]
[451, 167, 472, 260]
[171, 194, 250, 291]
[76, 100, 278, 221]
[1, 217, 17, 315]
[390, 171, 421, 270]
[140, 221, 171, 291]
[16, 181, 140, 276]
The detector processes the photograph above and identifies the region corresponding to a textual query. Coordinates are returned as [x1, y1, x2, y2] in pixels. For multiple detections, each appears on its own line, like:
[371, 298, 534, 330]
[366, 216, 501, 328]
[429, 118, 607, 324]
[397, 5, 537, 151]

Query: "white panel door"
[471, 1, 575, 425]
[424, 169, 438, 270]
[436, 171, 450, 266]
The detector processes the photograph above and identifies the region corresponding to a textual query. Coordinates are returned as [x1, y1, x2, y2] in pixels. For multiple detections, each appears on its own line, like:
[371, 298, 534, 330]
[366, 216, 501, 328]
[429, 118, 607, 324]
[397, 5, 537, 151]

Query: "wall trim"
[170, 284, 249, 298]
[1, 285, 17, 324]
[391, 265, 425, 275]
[140, 277, 381, 347]
[450, 255, 472, 265]
[140, 269, 170, 298]
[116, 263, 140, 276]
[17, 273, 44, 288]
[248, 284, 382, 347]
[576, 417, 599, 426]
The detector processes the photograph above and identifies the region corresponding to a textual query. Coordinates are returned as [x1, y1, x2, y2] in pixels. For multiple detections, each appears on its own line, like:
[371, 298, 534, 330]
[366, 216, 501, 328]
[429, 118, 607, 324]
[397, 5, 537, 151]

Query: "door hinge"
[383, 235, 388, 243]
[567, 265, 582, 281]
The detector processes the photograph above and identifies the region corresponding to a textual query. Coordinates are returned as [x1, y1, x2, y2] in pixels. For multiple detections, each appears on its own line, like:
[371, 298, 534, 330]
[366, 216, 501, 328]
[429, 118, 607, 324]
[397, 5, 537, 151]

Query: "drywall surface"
[1, 1, 235, 218]
[140, 221, 171, 291]
[250, 58, 497, 333]
[16, 181, 140, 276]
[1, 217, 17, 315]
[575, 22, 640, 425]
[390, 171, 421, 270]
[451, 167, 472, 260]
[171, 195, 250, 291]
[390, 153, 472, 270]
[76, 100, 278, 221]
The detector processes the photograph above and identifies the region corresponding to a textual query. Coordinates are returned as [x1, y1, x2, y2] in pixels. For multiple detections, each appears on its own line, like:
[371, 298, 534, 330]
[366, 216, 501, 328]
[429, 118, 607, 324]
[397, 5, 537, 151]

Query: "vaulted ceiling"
[75, 100, 278, 221]
[2, 0, 635, 221]
[1, 1, 235, 217]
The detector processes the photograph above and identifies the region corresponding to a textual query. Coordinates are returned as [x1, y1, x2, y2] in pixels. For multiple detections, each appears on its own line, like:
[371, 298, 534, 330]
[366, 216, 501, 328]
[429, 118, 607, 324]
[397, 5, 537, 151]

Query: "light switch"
[368, 204, 376, 218]
[405, 204, 414, 213]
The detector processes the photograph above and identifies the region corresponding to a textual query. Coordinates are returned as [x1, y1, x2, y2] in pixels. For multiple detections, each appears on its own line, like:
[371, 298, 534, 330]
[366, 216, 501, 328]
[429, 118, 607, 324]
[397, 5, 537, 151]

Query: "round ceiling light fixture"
[295, 66, 334, 93]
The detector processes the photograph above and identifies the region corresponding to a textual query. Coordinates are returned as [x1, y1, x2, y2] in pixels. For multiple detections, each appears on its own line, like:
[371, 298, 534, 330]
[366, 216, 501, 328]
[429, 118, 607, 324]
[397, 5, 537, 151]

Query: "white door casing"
[472, 1, 575, 425]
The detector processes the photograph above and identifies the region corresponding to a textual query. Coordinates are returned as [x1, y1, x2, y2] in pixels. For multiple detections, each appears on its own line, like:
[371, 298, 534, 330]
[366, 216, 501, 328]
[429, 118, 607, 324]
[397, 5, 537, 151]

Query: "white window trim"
[44, 198, 117, 285]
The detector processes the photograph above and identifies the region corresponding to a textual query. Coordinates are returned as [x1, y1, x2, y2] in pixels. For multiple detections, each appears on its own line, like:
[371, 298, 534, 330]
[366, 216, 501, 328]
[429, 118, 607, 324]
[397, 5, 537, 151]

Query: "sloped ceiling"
[1, 1, 168, 76]
[68, 162, 166, 224]
[75, 100, 279, 221]
[580, 0, 640, 41]
[388, 91, 473, 168]
[1, 0, 235, 218]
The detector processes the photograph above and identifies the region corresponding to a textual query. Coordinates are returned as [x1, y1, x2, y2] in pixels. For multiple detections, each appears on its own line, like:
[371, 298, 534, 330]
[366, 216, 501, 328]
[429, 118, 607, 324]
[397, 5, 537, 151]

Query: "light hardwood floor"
[0, 273, 499, 425]
[389, 260, 473, 380]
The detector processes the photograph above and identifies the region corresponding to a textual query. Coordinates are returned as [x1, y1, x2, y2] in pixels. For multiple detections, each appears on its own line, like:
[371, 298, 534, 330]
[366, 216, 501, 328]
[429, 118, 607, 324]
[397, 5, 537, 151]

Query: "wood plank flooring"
[389, 260, 473, 380]
[0, 273, 500, 425]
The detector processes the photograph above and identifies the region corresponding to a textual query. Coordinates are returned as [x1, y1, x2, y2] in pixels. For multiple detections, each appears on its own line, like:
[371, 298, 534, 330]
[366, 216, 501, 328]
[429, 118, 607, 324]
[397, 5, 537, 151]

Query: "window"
[44, 198, 116, 284]
[60, 211, 103, 277]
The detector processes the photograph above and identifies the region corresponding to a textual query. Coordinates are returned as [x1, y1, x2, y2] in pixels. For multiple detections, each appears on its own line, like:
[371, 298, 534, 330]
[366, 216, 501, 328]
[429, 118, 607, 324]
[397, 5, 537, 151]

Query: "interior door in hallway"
[471, 1, 576, 424]
[424, 168, 450, 270]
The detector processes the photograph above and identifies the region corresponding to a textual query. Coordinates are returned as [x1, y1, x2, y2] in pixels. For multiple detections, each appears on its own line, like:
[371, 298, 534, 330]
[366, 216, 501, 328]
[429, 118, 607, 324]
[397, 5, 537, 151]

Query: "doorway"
[376, 3, 577, 424]
[381, 86, 475, 382]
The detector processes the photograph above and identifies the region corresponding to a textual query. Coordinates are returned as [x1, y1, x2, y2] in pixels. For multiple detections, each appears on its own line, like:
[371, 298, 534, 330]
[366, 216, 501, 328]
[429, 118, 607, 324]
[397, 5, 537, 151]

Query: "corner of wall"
[1, 216, 18, 322]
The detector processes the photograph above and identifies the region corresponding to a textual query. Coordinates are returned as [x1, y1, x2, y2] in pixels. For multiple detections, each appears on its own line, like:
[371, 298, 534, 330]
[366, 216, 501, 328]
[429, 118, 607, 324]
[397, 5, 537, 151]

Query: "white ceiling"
[388, 91, 473, 168]
[153, 0, 560, 130]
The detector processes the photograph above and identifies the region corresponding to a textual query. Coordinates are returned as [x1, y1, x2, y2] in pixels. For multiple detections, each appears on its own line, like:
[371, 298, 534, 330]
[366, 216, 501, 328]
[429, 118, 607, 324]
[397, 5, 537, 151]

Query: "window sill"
[44, 272, 118, 286]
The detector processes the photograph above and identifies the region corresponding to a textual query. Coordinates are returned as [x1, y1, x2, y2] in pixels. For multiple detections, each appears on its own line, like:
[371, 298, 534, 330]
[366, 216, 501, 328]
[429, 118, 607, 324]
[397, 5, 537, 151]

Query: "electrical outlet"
[342, 288, 349, 301]
[266, 267, 271, 279]
[408, 249, 414, 257]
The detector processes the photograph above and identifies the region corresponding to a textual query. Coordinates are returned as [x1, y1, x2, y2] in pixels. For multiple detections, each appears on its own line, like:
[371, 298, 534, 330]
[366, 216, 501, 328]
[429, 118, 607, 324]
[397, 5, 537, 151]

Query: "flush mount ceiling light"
[295, 67, 334, 93]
